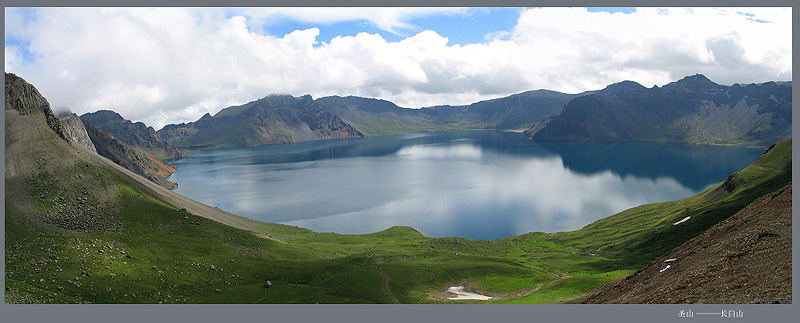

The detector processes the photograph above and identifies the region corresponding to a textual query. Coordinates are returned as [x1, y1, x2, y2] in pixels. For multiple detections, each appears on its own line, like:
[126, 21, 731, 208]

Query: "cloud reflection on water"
[282, 144, 695, 240]
[170, 132, 759, 240]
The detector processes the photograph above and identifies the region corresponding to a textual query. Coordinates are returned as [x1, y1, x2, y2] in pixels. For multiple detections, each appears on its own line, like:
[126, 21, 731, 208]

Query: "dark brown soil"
[583, 183, 792, 304]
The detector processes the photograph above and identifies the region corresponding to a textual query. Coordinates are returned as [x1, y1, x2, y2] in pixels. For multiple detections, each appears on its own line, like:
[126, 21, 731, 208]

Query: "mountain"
[155, 74, 789, 151]
[314, 89, 576, 137]
[584, 182, 792, 304]
[81, 119, 179, 189]
[58, 113, 97, 154]
[80, 110, 185, 161]
[156, 89, 576, 150]
[525, 75, 792, 147]
[5, 73, 67, 141]
[421, 89, 579, 130]
[157, 94, 364, 150]
[312, 96, 433, 136]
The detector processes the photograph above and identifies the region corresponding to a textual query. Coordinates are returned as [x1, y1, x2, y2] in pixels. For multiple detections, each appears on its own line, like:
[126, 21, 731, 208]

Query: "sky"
[4, 7, 793, 129]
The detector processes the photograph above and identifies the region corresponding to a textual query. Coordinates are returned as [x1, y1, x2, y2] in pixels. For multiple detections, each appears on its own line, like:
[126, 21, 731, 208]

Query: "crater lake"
[169, 131, 764, 240]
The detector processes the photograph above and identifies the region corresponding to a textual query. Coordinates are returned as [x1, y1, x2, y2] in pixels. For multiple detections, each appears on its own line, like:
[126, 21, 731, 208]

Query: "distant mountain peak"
[81, 110, 126, 125]
[663, 73, 724, 91]
[597, 80, 646, 96]
[257, 93, 314, 106]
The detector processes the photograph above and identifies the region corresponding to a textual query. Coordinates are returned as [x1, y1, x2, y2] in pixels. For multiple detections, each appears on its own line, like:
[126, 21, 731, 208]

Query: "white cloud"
[5, 45, 21, 71]
[4, 7, 792, 129]
[230, 7, 468, 36]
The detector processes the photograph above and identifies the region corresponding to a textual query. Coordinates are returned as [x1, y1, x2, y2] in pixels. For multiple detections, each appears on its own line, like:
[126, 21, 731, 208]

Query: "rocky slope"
[81, 119, 178, 189]
[81, 110, 185, 160]
[583, 183, 792, 304]
[158, 94, 364, 150]
[5, 73, 67, 141]
[5, 73, 123, 232]
[78, 110, 184, 189]
[58, 113, 97, 154]
[525, 74, 792, 147]
[5, 73, 265, 235]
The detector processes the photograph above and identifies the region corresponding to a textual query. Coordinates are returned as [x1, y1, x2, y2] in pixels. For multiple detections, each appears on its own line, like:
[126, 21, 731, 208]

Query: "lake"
[169, 131, 764, 240]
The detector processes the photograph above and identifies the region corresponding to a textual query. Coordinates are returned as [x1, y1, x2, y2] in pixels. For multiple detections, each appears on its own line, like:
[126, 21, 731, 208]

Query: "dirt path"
[252, 289, 268, 304]
[375, 265, 400, 304]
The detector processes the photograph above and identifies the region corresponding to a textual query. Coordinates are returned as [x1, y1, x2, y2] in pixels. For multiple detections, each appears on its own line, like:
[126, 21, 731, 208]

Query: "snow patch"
[673, 216, 691, 225]
[446, 286, 493, 300]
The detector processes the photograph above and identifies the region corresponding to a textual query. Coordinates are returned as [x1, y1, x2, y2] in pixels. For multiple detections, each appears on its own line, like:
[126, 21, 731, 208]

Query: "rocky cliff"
[81, 110, 186, 160]
[82, 119, 178, 189]
[5, 73, 67, 141]
[58, 113, 98, 153]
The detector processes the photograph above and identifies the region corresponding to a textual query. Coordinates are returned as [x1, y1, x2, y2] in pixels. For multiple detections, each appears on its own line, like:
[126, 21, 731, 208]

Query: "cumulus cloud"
[230, 7, 468, 36]
[4, 7, 792, 129]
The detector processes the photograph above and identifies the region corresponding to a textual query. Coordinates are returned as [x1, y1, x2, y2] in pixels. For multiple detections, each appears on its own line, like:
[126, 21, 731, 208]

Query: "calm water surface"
[169, 131, 763, 240]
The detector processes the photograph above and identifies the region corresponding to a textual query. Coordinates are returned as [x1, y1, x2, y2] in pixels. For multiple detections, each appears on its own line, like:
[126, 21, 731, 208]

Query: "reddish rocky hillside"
[584, 183, 792, 304]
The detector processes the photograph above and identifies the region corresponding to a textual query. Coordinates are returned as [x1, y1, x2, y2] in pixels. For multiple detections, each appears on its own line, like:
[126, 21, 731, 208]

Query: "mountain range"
[153, 74, 790, 151]
[525, 74, 792, 147]
[10, 73, 791, 193]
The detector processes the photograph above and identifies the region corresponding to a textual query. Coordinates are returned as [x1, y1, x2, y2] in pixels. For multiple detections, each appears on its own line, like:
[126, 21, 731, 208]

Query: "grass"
[548, 139, 792, 266]
[5, 136, 791, 303]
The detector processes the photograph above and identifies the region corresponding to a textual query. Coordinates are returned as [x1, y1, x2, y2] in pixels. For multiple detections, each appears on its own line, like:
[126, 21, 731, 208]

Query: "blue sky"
[254, 8, 639, 45]
[586, 7, 636, 14]
[258, 8, 525, 45]
[4, 7, 792, 129]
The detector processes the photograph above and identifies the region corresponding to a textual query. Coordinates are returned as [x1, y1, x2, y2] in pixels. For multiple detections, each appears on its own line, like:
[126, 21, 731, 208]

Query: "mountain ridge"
[152, 74, 790, 151]
[81, 110, 186, 161]
[157, 94, 364, 150]
[525, 75, 791, 147]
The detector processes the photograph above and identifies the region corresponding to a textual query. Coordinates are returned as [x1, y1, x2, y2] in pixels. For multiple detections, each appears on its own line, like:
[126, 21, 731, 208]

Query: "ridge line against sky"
[4, 7, 792, 129]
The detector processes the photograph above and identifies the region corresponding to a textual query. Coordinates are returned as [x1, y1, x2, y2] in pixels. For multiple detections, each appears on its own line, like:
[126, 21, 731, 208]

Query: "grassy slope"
[6, 107, 791, 303]
[548, 139, 792, 266]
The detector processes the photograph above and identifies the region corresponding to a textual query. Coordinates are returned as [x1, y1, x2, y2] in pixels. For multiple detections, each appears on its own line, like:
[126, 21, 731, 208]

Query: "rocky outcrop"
[81, 110, 186, 160]
[58, 113, 98, 153]
[5, 73, 67, 141]
[82, 119, 178, 189]
[297, 106, 364, 139]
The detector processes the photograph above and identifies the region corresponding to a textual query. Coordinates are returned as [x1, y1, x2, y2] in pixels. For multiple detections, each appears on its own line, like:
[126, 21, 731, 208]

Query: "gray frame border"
[2, 1, 795, 323]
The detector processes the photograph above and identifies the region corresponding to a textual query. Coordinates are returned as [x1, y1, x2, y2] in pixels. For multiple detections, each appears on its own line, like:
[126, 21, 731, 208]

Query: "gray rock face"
[5, 73, 67, 141]
[59, 114, 98, 154]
